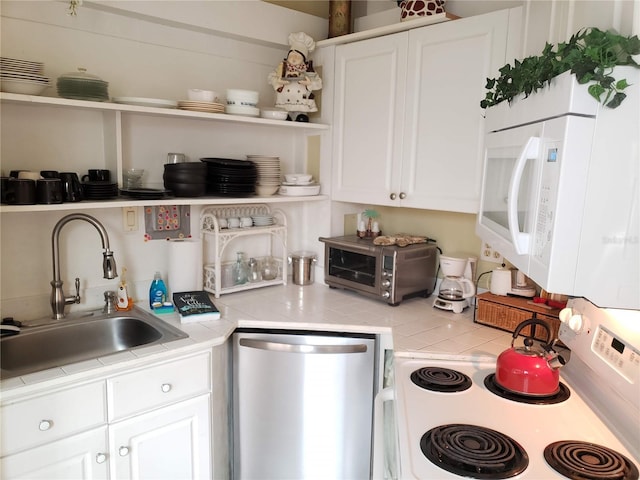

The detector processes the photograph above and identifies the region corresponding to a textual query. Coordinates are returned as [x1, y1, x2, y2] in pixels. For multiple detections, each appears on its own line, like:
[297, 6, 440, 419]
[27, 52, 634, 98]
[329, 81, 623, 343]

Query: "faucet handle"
[73, 277, 81, 304]
[103, 290, 117, 314]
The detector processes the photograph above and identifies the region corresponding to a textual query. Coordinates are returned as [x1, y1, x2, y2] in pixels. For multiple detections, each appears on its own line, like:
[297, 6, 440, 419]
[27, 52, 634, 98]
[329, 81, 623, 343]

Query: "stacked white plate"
[1, 57, 50, 95]
[114, 97, 178, 109]
[178, 100, 225, 113]
[246, 155, 281, 187]
[251, 215, 275, 226]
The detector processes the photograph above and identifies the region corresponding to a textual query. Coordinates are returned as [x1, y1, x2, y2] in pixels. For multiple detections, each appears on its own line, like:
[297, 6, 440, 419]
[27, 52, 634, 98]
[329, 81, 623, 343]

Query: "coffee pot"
[433, 255, 476, 313]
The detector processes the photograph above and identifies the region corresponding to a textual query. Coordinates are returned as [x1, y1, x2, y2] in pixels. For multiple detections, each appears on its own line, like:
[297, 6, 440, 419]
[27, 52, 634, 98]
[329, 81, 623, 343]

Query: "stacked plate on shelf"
[201, 157, 257, 196]
[251, 214, 275, 226]
[246, 155, 281, 196]
[82, 181, 119, 200]
[178, 100, 225, 113]
[1, 57, 50, 95]
[113, 97, 177, 109]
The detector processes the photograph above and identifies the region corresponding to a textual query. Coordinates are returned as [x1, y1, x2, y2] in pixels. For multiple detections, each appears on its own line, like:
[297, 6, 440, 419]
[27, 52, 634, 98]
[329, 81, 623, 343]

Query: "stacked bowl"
[163, 162, 207, 197]
[1, 57, 50, 95]
[246, 155, 281, 196]
[225, 89, 259, 117]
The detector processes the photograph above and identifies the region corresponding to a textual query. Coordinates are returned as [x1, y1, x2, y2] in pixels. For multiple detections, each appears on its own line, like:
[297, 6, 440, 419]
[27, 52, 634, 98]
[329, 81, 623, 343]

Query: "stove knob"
[559, 307, 589, 334]
[382, 291, 390, 299]
[381, 279, 391, 288]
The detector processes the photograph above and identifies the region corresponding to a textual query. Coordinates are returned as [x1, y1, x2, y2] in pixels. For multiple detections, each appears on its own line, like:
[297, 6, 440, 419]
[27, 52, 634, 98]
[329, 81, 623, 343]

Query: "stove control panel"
[593, 326, 640, 383]
[560, 298, 639, 406]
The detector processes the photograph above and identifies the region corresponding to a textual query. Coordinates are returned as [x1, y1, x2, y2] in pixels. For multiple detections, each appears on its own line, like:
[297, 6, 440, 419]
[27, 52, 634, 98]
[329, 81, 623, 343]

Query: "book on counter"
[172, 290, 220, 323]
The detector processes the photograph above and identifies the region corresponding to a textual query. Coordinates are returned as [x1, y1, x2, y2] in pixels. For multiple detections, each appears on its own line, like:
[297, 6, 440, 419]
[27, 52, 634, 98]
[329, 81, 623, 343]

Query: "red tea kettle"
[495, 318, 567, 396]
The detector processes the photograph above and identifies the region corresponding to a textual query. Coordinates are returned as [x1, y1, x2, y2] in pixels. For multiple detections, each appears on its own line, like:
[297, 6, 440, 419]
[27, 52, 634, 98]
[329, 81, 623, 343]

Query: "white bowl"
[1, 78, 49, 95]
[260, 109, 288, 121]
[187, 89, 217, 102]
[284, 173, 313, 184]
[226, 89, 259, 106]
[255, 185, 279, 196]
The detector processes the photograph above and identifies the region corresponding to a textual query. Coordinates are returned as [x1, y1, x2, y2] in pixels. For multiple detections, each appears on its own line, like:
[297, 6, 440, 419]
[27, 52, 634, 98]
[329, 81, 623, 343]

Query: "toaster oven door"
[324, 243, 381, 296]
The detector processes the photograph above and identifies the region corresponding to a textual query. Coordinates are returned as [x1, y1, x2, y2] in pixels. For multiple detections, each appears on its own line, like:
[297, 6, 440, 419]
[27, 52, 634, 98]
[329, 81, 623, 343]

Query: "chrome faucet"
[51, 213, 118, 319]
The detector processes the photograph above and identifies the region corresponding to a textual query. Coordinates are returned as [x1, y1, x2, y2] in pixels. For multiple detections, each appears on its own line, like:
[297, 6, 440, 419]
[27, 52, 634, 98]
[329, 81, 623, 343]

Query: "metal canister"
[289, 251, 317, 286]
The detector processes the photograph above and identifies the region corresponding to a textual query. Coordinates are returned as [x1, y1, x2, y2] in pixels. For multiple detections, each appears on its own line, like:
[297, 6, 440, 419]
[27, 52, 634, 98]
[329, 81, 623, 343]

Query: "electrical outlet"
[480, 241, 503, 264]
[122, 207, 138, 232]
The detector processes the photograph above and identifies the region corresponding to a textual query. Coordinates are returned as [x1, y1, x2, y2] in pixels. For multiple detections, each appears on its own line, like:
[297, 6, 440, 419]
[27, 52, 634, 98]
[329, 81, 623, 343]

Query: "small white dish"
[187, 89, 218, 102]
[260, 109, 288, 121]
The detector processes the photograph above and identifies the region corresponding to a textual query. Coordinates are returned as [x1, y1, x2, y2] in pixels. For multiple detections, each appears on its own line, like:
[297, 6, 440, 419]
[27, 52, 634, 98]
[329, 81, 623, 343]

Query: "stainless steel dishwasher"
[232, 329, 377, 479]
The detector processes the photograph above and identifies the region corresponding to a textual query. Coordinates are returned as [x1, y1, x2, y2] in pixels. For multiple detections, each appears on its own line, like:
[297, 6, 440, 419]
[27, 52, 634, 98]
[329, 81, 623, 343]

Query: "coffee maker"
[433, 255, 477, 313]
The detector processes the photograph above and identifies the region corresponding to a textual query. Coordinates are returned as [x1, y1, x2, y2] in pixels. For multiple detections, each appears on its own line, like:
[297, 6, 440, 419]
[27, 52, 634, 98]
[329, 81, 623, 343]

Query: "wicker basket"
[475, 292, 560, 340]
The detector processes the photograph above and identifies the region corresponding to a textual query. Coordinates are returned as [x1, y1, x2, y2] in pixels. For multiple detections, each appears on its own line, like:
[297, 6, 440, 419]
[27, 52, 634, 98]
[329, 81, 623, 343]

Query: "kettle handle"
[511, 318, 552, 347]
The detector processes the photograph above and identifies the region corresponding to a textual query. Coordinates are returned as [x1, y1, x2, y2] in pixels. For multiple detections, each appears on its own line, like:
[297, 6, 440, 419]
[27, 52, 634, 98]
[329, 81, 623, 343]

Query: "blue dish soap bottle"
[149, 272, 167, 310]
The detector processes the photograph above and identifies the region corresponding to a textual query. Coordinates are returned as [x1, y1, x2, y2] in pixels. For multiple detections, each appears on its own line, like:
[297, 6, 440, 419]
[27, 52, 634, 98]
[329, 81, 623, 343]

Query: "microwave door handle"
[508, 136, 540, 255]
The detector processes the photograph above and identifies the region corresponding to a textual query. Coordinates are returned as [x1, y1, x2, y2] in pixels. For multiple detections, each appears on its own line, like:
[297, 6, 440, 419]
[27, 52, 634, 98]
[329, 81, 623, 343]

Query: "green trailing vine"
[481, 28, 640, 110]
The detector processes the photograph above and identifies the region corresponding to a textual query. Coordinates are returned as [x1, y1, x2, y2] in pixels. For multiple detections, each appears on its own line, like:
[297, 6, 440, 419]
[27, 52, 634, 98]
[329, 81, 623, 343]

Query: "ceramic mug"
[240, 216, 253, 228]
[36, 178, 64, 204]
[59, 172, 83, 202]
[1, 177, 12, 204]
[40, 170, 60, 179]
[82, 169, 110, 182]
[18, 171, 42, 181]
[6, 178, 36, 205]
[227, 217, 240, 228]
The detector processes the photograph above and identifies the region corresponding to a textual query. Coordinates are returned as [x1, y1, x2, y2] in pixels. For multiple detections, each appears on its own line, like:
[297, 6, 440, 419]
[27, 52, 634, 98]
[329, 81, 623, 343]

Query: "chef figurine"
[268, 32, 322, 122]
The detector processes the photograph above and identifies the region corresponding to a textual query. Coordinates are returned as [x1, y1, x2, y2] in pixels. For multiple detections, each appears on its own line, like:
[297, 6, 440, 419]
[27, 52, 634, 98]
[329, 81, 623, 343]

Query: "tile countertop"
[1, 282, 513, 395]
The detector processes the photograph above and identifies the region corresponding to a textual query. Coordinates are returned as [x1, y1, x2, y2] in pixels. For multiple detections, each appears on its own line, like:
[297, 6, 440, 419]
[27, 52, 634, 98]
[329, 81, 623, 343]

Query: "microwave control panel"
[533, 140, 562, 260]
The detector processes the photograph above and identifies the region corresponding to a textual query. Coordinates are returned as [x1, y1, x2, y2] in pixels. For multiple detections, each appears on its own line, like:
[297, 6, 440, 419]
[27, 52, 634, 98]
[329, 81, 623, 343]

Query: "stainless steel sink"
[1, 306, 188, 379]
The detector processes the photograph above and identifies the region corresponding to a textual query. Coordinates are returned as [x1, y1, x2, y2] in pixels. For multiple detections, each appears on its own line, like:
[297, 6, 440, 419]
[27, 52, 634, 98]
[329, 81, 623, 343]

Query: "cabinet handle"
[161, 383, 172, 393]
[399, 192, 406, 200]
[389, 193, 397, 200]
[38, 420, 53, 431]
[119, 446, 130, 457]
[96, 453, 107, 464]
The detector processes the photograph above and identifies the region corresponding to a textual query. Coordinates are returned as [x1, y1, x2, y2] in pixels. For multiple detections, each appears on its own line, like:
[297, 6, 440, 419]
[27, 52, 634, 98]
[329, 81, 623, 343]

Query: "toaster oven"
[318, 235, 438, 305]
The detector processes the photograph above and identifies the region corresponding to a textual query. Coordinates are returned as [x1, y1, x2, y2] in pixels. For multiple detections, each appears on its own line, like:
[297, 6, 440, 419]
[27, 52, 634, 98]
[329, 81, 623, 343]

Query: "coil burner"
[420, 423, 529, 479]
[410, 367, 472, 393]
[544, 441, 639, 480]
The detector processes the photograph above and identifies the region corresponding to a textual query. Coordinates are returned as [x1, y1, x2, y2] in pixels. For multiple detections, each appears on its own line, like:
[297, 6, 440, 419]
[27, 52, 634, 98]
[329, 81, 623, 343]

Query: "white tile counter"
[1, 282, 513, 395]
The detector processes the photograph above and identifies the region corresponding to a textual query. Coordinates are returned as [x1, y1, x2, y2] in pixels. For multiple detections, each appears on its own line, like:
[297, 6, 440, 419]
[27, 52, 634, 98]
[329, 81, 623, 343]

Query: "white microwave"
[477, 67, 639, 310]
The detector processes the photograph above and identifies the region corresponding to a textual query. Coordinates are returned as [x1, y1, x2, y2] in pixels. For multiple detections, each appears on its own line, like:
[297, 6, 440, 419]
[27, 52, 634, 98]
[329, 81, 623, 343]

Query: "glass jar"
[261, 256, 279, 281]
[233, 251, 249, 285]
[248, 257, 262, 283]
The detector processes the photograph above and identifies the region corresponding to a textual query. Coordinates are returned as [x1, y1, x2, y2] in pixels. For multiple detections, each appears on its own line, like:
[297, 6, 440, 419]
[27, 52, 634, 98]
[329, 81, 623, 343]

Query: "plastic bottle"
[149, 272, 168, 309]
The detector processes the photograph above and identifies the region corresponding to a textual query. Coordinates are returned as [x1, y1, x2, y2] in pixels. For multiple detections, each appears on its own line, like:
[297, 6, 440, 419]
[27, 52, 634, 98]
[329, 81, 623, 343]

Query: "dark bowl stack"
[201, 158, 257, 196]
[163, 162, 207, 197]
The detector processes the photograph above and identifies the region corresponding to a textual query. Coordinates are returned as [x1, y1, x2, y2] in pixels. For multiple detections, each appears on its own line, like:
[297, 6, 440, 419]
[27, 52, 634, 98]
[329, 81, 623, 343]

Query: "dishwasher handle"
[239, 338, 368, 354]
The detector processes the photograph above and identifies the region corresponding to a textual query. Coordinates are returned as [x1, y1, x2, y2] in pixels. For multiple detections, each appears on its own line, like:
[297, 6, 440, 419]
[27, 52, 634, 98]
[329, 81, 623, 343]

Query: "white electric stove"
[394, 297, 640, 479]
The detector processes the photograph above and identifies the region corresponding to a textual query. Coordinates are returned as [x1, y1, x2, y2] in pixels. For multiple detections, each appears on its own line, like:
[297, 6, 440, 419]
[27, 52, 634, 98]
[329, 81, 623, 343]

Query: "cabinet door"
[109, 395, 211, 480]
[400, 10, 508, 212]
[332, 33, 408, 205]
[1, 427, 109, 480]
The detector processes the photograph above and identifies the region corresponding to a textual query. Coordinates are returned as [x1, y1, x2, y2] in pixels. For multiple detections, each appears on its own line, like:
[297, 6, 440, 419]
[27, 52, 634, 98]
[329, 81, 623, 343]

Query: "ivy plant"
[481, 28, 640, 109]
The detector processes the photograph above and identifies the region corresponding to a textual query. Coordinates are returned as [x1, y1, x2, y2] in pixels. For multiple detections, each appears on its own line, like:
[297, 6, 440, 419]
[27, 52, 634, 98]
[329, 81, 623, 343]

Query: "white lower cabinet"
[109, 395, 211, 480]
[1, 427, 109, 480]
[1, 351, 213, 480]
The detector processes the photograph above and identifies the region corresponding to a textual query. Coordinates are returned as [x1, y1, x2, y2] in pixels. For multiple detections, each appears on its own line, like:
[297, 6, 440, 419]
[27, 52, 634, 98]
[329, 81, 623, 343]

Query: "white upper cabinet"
[331, 9, 511, 213]
[331, 33, 408, 206]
